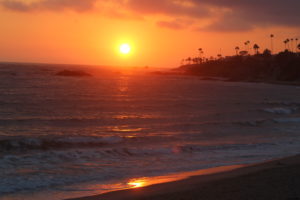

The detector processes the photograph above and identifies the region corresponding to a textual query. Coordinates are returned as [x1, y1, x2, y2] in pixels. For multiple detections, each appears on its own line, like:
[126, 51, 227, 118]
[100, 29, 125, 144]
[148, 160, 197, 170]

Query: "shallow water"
[1, 63, 300, 199]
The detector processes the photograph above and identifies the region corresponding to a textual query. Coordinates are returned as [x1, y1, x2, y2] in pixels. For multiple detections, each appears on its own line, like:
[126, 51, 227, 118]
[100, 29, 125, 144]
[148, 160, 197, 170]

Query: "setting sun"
[120, 44, 131, 54]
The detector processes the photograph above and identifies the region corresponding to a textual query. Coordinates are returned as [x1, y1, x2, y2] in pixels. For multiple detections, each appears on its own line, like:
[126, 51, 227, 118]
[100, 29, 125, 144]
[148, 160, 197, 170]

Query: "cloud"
[0, 0, 97, 12]
[1, 0, 300, 31]
[0, 0, 211, 17]
[157, 18, 194, 30]
[124, 0, 300, 31]
[0, 0, 30, 11]
[125, 0, 211, 18]
[40, 0, 97, 12]
[192, 0, 300, 31]
[198, 12, 255, 32]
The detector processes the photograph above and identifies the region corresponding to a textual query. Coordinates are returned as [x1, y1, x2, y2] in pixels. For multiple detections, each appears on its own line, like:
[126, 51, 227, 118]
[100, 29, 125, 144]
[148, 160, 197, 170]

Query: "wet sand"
[68, 155, 300, 200]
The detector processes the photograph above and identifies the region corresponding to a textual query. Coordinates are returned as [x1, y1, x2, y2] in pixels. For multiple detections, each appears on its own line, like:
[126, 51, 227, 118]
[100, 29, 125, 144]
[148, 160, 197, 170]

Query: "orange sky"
[0, 0, 299, 68]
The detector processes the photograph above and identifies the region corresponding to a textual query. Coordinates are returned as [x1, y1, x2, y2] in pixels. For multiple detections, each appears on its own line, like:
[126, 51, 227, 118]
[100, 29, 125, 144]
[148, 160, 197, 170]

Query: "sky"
[0, 0, 300, 68]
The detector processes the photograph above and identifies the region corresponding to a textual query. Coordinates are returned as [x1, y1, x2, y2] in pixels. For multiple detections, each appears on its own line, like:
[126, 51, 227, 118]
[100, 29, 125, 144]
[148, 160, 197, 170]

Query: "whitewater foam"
[262, 107, 298, 114]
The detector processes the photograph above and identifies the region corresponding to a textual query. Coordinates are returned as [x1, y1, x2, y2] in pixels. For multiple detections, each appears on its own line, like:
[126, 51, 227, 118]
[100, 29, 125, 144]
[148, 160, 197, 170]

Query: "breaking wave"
[0, 136, 123, 152]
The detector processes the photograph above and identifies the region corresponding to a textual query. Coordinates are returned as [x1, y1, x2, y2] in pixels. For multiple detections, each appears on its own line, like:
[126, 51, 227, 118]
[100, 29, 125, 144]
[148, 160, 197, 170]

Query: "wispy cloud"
[157, 18, 194, 30]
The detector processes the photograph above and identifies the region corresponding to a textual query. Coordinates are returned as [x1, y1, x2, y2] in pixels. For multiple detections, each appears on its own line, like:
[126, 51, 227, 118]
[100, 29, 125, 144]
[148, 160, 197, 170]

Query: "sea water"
[0, 63, 300, 199]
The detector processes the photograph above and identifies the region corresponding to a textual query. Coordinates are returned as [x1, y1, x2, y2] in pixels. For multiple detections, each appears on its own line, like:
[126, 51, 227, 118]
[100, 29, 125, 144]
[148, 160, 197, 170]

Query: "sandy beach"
[69, 155, 300, 200]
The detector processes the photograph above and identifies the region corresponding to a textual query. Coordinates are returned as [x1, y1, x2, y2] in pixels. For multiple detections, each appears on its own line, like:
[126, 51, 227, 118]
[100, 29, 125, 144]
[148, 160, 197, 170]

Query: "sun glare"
[120, 44, 131, 54]
[128, 180, 145, 188]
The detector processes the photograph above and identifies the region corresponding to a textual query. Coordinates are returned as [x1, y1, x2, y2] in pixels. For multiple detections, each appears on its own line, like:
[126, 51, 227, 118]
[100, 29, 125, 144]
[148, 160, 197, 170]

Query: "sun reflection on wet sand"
[126, 165, 244, 189]
[7, 165, 244, 200]
[127, 179, 146, 188]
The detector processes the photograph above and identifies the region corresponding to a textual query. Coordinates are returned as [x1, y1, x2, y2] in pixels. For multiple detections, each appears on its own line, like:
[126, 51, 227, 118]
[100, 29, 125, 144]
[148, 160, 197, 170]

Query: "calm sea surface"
[0, 63, 300, 199]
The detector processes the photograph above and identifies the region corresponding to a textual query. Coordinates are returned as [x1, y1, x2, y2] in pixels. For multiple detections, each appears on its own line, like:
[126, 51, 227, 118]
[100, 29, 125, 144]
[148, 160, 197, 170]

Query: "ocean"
[0, 63, 300, 199]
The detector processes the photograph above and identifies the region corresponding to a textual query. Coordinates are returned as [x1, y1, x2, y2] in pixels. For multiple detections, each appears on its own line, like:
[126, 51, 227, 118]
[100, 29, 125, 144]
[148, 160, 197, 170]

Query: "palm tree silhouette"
[198, 48, 204, 60]
[284, 40, 288, 50]
[244, 41, 250, 51]
[244, 41, 248, 51]
[247, 41, 250, 51]
[297, 43, 300, 52]
[291, 38, 294, 52]
[295, 38, 299, 51]
[187, 57, 192, 65]
[253, 44, 260, 54]
[270, 34, 274, 53]
[180, 59, 185, 65]
[235, 46, 240, 55]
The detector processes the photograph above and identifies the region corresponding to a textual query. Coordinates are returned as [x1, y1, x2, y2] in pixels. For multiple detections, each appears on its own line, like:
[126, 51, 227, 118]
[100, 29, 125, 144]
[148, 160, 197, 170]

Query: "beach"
[70, 155, 300, 200]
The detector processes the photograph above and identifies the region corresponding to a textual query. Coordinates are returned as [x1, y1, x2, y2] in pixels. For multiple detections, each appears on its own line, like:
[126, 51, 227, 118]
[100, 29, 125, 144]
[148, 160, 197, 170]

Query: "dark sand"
[69, 155, 300, 200]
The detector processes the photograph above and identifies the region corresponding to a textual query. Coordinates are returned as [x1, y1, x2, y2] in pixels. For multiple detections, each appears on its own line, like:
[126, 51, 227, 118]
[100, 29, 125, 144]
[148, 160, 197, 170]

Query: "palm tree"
[298, 43, 300, 52]
[244, 41, 250, 51]
[295, 38, 298, 52]
[244, 42, 247, 50]
[235, 46, 240, 55]
[291, 38, 294, 52]
[185, 57, 192, 65]
[284, 40, 288, 50]
[247, 41, 250, 51]
[197, 57, 202, 64]
[286, 39, 290, 51]
[180, 59, 185, 65]
[253, 44, 260, 54]
[198, 48, 203, 59]
[193, 57, 197, 64]
[270, 34, 274, 53]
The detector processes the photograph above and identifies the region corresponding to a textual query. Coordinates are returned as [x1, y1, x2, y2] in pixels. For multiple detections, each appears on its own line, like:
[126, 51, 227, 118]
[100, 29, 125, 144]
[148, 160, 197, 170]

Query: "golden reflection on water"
[124, 135, 136, 138]
[110, 126, 143, 132]
[117, 75, 130, 93]
[113, 114, 157, 120]
[106, 125, 144, 138]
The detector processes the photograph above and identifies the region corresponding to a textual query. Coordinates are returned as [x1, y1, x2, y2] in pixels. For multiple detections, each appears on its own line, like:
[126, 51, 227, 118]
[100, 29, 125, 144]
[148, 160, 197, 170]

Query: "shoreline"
[68, 154, 300, 200]
[152, 71, 300, 86]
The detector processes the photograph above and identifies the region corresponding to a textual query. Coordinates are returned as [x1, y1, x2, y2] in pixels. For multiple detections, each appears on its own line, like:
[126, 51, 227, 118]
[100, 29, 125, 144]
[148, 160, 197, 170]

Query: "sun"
[119, 44, 131, 54]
